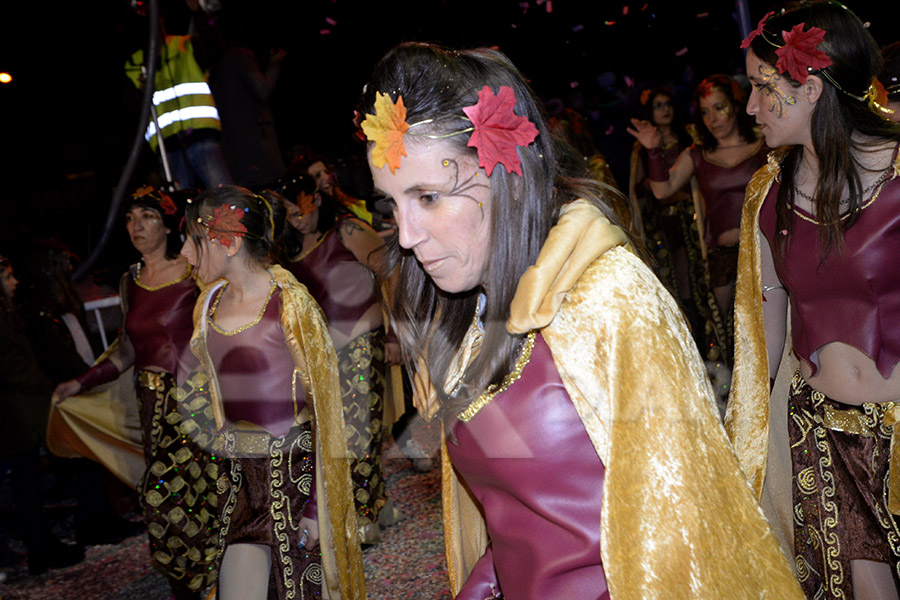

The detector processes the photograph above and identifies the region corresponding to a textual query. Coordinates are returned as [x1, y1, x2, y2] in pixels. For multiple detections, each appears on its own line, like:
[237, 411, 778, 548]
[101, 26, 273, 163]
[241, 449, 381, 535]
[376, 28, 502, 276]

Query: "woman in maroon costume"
[729, 2, 900, 597]
[277, 172, 400, 546]
[53, 187, 218, 600]
[180, 185, 363, 599]
[629, 75, 767, 363]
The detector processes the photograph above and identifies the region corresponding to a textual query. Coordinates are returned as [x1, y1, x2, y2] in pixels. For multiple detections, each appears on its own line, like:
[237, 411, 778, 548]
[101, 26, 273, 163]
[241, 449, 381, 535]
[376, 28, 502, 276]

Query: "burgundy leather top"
[207, 289, 303, 438]
[448, 333, 609, 600]
[691, 144, 768, 246]
[760, 167, 900, 378]
[123, 271, 196, 377]
[287, 217, 377, 338]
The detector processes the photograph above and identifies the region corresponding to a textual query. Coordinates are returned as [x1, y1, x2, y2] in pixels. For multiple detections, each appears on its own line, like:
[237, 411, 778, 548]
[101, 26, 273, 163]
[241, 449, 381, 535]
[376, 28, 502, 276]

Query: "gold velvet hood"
[431, 200, 804, 598]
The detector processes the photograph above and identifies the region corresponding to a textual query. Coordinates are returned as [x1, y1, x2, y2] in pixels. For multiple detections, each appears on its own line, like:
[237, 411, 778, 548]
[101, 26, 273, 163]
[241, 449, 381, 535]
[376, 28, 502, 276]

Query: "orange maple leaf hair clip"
[361, 86, 539, 176]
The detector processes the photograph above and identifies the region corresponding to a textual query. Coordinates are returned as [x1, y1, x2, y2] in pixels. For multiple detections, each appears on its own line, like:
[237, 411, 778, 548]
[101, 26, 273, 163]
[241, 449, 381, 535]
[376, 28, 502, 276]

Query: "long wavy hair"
[361, 42, 629, 419]
[749, 1, 900, 260]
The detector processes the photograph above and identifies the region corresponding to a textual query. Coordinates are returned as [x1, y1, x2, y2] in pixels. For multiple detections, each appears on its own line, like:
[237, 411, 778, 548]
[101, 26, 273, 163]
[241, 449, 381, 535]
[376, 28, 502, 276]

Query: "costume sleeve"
[455, 544, 502, 600]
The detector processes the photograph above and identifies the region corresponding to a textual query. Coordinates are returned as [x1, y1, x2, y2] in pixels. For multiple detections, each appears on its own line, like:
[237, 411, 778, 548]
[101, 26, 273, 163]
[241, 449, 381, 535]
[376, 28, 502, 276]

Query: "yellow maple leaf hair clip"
[361, 92, 410, 174]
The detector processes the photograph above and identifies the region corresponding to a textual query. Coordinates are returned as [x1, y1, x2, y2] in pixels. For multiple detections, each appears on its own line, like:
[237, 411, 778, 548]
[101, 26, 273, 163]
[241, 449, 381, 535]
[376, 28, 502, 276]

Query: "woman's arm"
[760, 233, 788, 383]
[647, 147, 695, 201]
[52, 332, 135, 403]
[337, 216, 386, 271]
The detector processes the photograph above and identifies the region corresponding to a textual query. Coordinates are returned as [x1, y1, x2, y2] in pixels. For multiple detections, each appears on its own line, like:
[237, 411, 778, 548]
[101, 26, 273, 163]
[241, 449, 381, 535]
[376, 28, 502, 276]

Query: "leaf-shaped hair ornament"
[204, 204, 248, 248]
[775, 23, 832, 83]
[740, 11, 774, 49]
[361, 92, 410, 174]
[462, 86, 539, 176]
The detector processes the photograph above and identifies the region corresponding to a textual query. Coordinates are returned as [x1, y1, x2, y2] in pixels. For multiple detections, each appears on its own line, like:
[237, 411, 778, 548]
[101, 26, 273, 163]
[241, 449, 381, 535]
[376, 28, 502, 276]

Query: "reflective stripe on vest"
[145, 106, 221, 142]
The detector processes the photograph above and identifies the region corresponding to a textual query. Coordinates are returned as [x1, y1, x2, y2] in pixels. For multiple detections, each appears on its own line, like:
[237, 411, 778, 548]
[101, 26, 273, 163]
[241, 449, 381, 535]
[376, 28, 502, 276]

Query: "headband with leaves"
[132, 185, 178, 216]
[361, 85, 539, 176]
[741, 13, 892, 115]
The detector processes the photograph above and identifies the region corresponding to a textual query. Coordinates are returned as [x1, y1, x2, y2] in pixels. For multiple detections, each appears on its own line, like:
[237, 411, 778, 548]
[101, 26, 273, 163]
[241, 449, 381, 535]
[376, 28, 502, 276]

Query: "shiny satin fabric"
[448, 333, 608, 599]
[190, 265, 365, 600]
[759, 166, 900, 379]
[287, 217, 378, 339]
[207, 290, 300, 439]
[727, 147, 900, 561]
[124, 267, 198, 376]
[436, 200, 804, 599]
[689, 144, 768, 246]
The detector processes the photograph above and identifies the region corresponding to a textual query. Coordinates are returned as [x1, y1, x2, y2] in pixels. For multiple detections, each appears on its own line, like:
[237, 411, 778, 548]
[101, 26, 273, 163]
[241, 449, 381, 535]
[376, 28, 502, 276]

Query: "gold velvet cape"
[726, 149, 900, 561]
[424, 201, 804, 598]
[191, 265, 365, 600]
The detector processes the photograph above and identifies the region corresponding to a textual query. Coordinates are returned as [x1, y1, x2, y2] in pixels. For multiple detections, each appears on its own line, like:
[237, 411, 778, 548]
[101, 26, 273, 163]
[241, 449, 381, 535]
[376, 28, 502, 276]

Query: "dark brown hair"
[361, 42, 629, 419]
[750, 1, 900, 259]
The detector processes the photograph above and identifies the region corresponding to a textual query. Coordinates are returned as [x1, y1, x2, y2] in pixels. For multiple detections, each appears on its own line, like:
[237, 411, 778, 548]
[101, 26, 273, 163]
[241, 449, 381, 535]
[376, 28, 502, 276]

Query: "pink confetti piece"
[320, 29, 331, 35]
[325, 16, 337, 25]
[624, 75, 634, 87]
[573, 24, 584, 32]
[641, 3, 648, 10]
[675, 47, 688, 56]
[696, 12, 709, 18]
[605, 125, 614, 135]
[570, 81, 579, 88]
[546, 0, 552, 12]
[622, 5, 629, 15]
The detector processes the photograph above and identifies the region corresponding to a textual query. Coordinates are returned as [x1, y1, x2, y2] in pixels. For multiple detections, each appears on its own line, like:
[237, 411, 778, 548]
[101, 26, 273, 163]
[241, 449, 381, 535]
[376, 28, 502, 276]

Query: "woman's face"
[179, 225, 228, 285]
[307, 161, 334, 196]
[369, 140, 493, 294]
[651, 94, 674, 126]
[1, 266, 17, 300]
[746, 50, 814, 148]
[699, 89, 738, 142]
[283, 192, 320, 235]
[125, 206, 168, 257]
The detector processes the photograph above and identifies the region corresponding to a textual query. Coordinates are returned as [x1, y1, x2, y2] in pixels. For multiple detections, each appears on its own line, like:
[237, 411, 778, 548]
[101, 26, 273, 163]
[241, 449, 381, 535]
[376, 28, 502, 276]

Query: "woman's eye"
[420, 193, 438, 205]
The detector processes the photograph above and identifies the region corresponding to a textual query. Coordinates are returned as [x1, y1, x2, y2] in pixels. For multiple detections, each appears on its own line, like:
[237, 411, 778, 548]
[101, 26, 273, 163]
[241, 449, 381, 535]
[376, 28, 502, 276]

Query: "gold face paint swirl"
[758, 64, 796, 118]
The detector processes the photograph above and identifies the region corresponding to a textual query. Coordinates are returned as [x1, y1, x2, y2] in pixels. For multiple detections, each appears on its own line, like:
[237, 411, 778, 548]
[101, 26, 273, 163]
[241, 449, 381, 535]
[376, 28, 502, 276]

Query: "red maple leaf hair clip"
[158, 191, 177, 216]
[462, 86, 539, 177]
[203, 204, 248, 248]
[740, 11, 774, 49]
[775, 23, 832, 83]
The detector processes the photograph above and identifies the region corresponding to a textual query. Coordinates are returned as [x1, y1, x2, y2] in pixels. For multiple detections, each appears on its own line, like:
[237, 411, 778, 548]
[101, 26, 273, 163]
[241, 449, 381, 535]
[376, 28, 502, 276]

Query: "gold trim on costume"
[457, 331, 536, 423]
[134, 263, 193, 291]
[208, 280, 277, 336]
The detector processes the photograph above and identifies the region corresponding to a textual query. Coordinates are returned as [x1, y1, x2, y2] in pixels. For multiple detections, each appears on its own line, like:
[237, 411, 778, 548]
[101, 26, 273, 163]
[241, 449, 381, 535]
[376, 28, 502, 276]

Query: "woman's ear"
[804, 74, 825, 105]
[227, 236, 244, 258]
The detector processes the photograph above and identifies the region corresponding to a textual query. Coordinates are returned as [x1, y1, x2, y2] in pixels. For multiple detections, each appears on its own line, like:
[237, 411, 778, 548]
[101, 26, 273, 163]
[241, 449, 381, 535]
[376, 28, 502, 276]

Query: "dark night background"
[0, 0, 894, 286]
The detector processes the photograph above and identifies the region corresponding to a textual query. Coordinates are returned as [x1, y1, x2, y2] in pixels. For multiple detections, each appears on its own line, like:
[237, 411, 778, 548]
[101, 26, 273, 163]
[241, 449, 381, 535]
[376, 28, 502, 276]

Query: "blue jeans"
[165, 136, 233, 190]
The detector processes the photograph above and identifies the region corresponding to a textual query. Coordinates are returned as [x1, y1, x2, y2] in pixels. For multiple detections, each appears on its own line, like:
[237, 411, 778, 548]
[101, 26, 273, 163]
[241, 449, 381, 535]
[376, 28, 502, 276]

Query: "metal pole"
[73, 0, 161, 281]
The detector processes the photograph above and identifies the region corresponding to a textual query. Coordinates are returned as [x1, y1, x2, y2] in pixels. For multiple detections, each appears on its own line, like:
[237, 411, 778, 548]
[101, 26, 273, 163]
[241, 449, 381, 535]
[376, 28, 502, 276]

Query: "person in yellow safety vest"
[125, 34, 232, 190]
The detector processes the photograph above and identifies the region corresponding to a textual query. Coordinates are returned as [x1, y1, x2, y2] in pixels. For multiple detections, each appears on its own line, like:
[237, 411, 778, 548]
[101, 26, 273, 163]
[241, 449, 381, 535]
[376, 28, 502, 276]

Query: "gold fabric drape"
[432, 200, 804, 598]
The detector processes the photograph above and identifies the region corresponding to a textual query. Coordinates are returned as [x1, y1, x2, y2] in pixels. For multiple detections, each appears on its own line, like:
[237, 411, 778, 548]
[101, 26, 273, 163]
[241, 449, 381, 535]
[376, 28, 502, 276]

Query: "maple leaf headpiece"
[361, 85, 539, 176]
[131, 185, 179, 216]
[198, 204, 249, 249]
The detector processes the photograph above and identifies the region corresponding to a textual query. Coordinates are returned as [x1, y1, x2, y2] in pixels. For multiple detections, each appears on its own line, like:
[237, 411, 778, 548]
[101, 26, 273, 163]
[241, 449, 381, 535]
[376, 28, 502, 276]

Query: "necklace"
[791, 169, 894, 225]
[134, 262, 192, 291]
[457, 331, 537, 422]
[208, 279, 277, 336]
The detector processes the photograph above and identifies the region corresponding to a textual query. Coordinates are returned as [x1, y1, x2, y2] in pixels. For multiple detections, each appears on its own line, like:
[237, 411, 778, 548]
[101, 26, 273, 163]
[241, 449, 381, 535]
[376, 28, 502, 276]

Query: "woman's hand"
[384, 342, 402, 366]
[52, 379, 82, 404]
[626, 118, 661, 149]
[298, 517, 319, 550]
